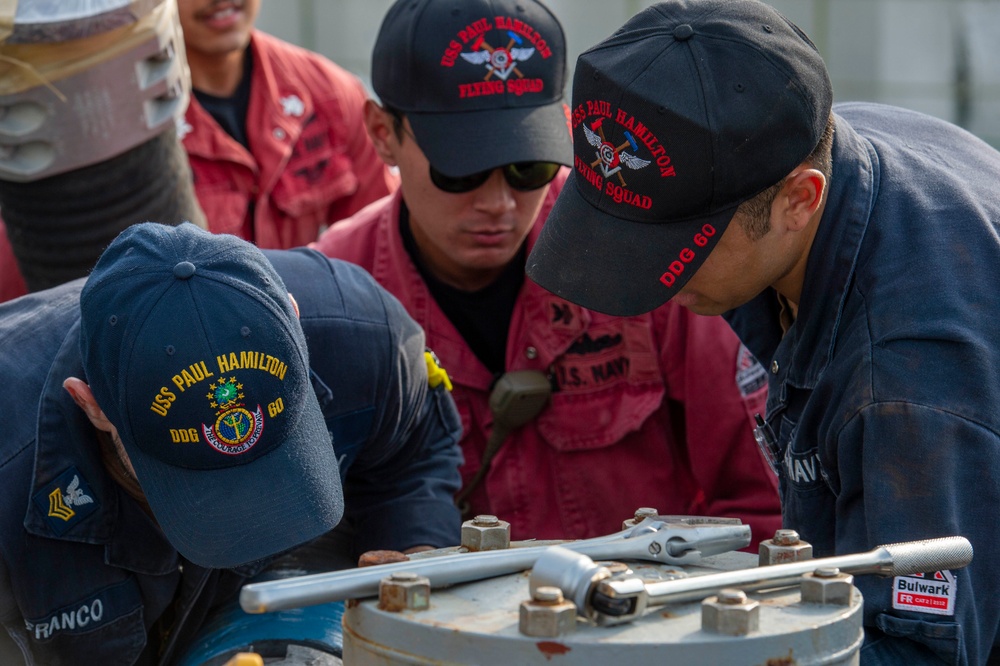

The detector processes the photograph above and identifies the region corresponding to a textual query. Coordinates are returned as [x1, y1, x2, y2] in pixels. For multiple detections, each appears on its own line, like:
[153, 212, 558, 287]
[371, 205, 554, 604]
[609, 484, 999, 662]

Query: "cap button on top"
[173, 261, 196, 279]
[673, 24, 694, 41]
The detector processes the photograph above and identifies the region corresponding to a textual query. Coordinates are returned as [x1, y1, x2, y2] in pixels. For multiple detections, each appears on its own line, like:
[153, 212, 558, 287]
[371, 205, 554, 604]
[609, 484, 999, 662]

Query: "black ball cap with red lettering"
[372, 0, 572, 176]
[526, 0, 833, 316]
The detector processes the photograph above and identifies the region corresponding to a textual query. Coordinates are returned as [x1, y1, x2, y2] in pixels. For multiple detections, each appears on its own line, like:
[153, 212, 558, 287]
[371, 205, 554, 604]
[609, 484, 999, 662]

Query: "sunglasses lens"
[429, 162, 560, 193]
[504, 162, 560, 191]
[429, 166, 492, 193]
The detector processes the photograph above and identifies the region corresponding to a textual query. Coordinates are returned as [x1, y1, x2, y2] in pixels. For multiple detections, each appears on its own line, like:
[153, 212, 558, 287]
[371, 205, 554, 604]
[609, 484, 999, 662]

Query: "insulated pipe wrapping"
[1, 126, 205, 292]
[0, 0, 203, 292]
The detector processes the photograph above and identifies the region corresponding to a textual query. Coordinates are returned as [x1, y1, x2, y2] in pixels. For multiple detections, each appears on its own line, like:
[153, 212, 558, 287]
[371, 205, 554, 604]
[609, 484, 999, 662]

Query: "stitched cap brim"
[527, 171, 738, 316]
[130, 391, 343, 569]
[407, 101, 572, 176]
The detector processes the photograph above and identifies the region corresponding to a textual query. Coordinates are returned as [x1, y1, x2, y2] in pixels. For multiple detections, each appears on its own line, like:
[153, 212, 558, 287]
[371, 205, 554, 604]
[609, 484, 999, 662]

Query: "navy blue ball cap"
[527, 0, 833, 316]
[372, 0, 572, 176]
[79, 223, 343, 569]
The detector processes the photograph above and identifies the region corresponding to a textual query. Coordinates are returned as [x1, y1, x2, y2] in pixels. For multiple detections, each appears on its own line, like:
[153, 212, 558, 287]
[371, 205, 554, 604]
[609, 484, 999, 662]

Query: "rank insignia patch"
[33, 466, 98, 536]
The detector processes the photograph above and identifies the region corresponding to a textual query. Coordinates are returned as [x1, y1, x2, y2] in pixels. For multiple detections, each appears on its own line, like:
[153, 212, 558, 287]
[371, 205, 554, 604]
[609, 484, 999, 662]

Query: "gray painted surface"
[342, 551, 864, 665]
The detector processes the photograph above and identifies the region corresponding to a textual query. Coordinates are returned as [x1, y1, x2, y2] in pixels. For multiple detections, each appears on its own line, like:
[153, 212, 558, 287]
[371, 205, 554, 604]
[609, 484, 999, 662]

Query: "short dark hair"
[737, 113, 836, 241]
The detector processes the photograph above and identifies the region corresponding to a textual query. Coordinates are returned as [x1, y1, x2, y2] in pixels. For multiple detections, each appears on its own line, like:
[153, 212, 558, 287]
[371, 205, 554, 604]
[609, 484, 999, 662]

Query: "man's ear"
[777, 167, 826, 232]
[63, 377, 115, 434]
[364, 99, 399, 167]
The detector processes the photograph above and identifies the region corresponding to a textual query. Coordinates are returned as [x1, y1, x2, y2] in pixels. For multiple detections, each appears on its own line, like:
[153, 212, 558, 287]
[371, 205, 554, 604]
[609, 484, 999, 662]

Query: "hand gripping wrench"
[239, 516, 751, 613]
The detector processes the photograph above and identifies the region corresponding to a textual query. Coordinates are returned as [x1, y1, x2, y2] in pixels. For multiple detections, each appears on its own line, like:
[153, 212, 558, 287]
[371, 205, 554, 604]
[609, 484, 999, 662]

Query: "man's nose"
[472, 169, 517, 215]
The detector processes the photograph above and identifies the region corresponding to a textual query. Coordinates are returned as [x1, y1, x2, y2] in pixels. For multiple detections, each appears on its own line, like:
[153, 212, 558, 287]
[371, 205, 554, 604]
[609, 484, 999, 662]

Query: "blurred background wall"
[257, 0, 1000, 148]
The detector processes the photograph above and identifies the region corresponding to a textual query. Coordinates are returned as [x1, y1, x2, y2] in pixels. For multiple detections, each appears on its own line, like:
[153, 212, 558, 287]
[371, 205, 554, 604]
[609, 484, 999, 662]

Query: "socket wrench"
[531, 535, 973, 625]
[240, 516, 751, 613]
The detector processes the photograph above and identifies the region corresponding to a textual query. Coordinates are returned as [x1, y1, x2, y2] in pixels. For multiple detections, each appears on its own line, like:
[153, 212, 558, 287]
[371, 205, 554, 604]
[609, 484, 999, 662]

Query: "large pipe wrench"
[240, 516, 751, 613]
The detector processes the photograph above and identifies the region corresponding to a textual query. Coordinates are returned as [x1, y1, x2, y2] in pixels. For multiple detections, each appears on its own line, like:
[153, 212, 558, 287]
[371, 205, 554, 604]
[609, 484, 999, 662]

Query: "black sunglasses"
[382, 105, 559, 194]
[429, 161, 560, 194]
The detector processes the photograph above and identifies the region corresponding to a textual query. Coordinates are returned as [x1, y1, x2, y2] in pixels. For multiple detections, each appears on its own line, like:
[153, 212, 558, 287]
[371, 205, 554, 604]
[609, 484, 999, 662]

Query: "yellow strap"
[424, 350, 453, 392]
[222, 653, 264, 666]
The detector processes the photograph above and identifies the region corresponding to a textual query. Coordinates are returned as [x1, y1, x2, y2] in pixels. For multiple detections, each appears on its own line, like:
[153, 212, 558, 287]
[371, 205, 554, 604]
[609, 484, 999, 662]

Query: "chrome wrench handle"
[636, 535, 973, 606]
[240, 518, 750, 613]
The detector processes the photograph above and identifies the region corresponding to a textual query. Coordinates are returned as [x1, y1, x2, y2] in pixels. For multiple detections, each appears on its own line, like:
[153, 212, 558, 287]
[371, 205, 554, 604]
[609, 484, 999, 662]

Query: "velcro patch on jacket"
[31, 467, 98, 536]
[25, 597, 106, 641]
[735, 344, 767, 397]
[24, 581, 142, 642]
[892, 570, 957, 616]
[783, 448, 826, 490]
[549, 301, 575, 328]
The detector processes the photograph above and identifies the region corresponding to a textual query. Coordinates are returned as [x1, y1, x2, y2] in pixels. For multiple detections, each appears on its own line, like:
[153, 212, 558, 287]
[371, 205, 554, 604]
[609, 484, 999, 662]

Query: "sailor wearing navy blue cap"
[0, 222, 462, 664]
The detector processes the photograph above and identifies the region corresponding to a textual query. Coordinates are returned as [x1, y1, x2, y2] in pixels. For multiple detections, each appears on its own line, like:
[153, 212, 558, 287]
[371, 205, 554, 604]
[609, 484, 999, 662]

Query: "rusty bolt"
[773, 529, 800, 546]
[378, 571, 430, 612]
[473, 514, 500, 526]
[801, 567, 855, 606]
[596, 561, 631, 576]
[702, 588, 760, 636]
[622, 506, 660, 530]
[461, 515, 511, 551]
[519, 586, 577, 637]
[358, 550, 409, 568]
[718, 589, 747, 603]
[759, 529, 813, 566]
[634, 507, 659, 521]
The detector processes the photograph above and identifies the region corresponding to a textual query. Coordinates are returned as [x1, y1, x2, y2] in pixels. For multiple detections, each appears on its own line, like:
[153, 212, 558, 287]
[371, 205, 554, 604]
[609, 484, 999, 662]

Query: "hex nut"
[621, 507, 660, 530]
[519, 586, 577, 637]
[801, 568, 855, 606]
[701, 589, 760, 636]
[378, 572, 430, 612]
[759, 529, 813, 566]
[461, 515, 511, 551]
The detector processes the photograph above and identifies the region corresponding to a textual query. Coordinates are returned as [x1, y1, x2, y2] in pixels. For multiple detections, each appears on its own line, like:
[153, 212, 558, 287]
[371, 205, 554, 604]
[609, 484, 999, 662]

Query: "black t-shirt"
[192, 48, 254, 149]
[399, 203, 522, 377]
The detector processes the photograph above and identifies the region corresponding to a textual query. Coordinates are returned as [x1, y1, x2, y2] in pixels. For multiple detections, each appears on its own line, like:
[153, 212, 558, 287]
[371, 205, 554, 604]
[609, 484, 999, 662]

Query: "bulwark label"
[892, 570, 957, 616]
